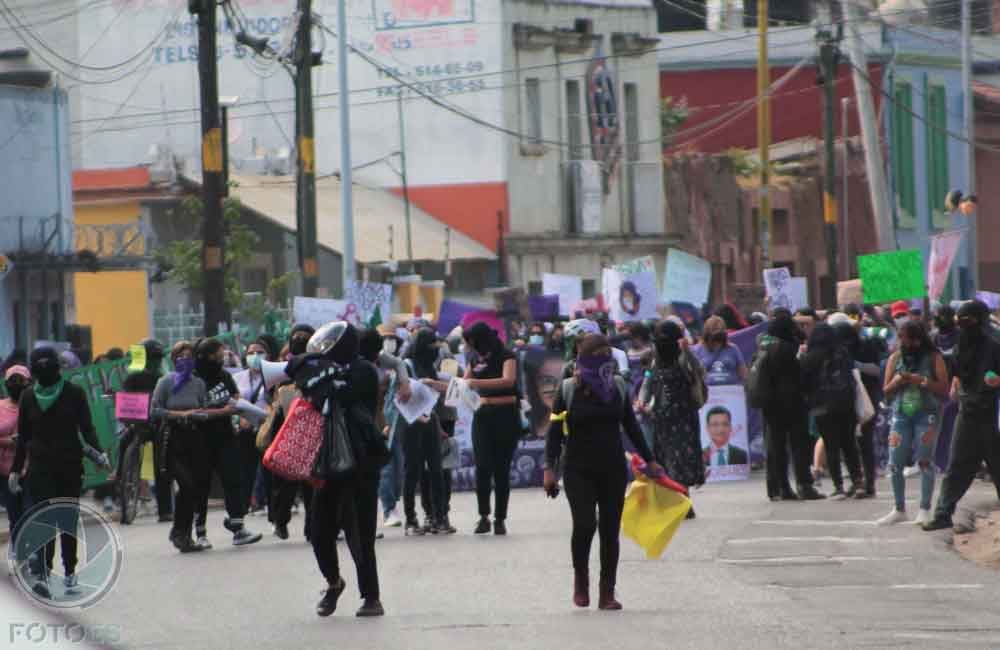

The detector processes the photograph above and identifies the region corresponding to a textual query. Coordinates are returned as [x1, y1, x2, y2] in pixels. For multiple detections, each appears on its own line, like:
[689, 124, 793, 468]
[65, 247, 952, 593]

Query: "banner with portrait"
[699, 384, 751, 482]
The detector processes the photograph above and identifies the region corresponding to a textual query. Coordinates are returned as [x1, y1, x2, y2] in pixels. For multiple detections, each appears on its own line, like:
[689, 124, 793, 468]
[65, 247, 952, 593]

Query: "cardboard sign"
[115, 392, 150, 422]
[857, 249, 925, 304]
[663, 248, 711, 307]
[837, 279, 864, 307]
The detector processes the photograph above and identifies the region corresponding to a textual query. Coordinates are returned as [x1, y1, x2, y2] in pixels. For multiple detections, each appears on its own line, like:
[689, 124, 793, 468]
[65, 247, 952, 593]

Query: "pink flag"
[460, 310, 507, 342]
[927, 230, 964, 300]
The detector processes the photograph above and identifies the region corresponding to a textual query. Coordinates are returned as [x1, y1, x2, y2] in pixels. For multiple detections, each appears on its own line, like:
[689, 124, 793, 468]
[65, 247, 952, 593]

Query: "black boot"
[316, 578, 346, 617]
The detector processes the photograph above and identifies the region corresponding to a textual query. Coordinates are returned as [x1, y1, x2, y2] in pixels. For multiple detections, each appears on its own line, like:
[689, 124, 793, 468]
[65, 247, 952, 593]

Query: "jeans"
[472, 405, 520, 521]
[816, 410, 862, 491]
[563, 465, 627, 590]
[935, 406, 1000, 519]
[378, 425, 405, 516]
[888, 410, 938, 511]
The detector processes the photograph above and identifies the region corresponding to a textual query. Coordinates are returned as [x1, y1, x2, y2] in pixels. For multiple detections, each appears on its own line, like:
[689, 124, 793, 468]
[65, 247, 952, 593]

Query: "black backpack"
[811, 349, 855, 415]
[746, 346, 773, 409]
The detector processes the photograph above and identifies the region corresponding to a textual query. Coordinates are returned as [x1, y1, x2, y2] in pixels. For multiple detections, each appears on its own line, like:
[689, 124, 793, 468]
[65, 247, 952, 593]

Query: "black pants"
[166, 427, 208, 540]
[935, 407, 1000, 518]
[196, 429, 246, 533]
[26, 466, 83, 576]
[403, 420, 444, 523]
[311, 471, 380, 601]
[422, 469, 452, 517]
[270, 475, 313, 535]
[237, 428, 259, 512]
[563, 466, 627, 589]
[857, 418, 877, 493]
[472, 405, 520, 521]
[816, 410, 862, 491]
[762, 406, 814, 498]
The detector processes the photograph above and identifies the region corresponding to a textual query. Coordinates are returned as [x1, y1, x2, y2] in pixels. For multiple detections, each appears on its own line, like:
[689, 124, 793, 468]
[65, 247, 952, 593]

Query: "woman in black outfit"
[544, 334, 661, 610]
[463, 322, 520, 536]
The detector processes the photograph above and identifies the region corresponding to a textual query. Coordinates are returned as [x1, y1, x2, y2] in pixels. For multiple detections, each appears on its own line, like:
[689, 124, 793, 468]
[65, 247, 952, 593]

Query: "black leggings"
[403, 420, 444, 523]
[311, 471, 380, 600]
[270, 475, 313, 534]
[563, 466, 627, 589]
[762, 407, 814, 498]
[166, 427, 208, 540]
[472, 405, 520, 521]
[816, 410, 862, 490]
[196, 429, 246, 533]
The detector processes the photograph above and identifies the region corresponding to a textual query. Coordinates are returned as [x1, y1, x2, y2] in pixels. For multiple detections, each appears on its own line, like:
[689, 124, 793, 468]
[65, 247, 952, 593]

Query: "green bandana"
[34, 378, 66, 412]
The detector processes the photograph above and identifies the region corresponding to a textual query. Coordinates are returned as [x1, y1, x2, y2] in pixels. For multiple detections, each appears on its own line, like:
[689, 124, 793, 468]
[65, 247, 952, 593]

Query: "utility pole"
[962, 0, 977, 291]
[337, 0, 356, 290]
[757, 0, 771, 268]
[397, 92, 413, 265]
[841, 0, 894, 251]
[192, 0, 226, 336]
[842, 97, 851, 278]
[818, 19, 840, 287]
[296, 1, 320, 297]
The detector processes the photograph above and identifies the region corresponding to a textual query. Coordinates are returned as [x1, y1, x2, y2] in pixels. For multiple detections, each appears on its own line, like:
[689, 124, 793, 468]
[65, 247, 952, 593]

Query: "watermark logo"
[7, 499, 123, 611]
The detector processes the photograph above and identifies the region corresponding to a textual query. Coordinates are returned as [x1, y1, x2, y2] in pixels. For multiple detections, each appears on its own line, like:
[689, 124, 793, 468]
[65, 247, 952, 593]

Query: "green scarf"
[34, 378, 66, 412]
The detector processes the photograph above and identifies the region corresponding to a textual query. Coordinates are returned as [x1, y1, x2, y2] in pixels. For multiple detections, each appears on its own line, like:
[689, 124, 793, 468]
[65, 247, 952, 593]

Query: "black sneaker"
[922, 515, 954, 532]
[356, 598, 385, 617]
[32, 578, 51, 599]
[316, 578, 346, 617]
[233, 528, 263, 546]
[830, 488, 848, 501]
[493, 520, 507, 536]
[158, 513, 174, 523]
[274, 524, 289, 540]
[223, 517, 239, 534]
[685, 507, 696, 520]
[780, 487, 799, 501]
[171, 535, 204, 554]
[474, 517, 491, 535]
[797, 485, 826, 501]
[404, 520, 425, 536]
[438, 517, 457, 535]
[424, 516, 438, 535]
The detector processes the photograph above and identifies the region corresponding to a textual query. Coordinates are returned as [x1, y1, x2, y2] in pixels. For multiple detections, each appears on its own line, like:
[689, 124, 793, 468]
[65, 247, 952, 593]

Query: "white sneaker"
[383, 508, 403, 528]
[903, 466, 921, 478]
[876, 509, 907, 526]
[196, 535, 213, 550]
[913, 508, 932, 526]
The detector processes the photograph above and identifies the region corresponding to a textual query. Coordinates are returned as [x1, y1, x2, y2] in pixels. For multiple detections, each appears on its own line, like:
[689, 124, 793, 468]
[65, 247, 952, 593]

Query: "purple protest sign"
[436, 299, 480, 337]
[528, 294, 559, 321]
[115, 392, 150, 422]
[729, 322, 768, 464]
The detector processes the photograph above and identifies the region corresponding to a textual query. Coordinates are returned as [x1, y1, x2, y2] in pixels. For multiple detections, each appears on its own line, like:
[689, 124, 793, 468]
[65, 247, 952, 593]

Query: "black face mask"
[5, 379, 26, 402]
[195, 356, 224, 378]
[289, 337, 309, 356]
[30, 358, 61, 387]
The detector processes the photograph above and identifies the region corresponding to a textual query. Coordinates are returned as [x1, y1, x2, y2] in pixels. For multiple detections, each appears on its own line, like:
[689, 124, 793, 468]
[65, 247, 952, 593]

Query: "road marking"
[768, 583, 984, 591]
[752, 520, 878, 527]
[726, 536, 905, 545]
[719, 555, 912, 565]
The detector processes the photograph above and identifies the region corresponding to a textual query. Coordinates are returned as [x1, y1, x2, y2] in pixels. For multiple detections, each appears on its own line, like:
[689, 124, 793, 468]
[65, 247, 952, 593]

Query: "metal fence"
[152, 302, 293, 351]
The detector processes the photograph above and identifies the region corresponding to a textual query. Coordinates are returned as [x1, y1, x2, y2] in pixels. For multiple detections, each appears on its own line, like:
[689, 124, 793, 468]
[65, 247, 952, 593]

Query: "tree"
[661, 96, 689, 146]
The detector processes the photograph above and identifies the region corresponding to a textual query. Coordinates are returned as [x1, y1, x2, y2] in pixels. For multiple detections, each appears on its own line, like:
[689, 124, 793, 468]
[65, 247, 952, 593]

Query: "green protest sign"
[857, 249, 925, 304]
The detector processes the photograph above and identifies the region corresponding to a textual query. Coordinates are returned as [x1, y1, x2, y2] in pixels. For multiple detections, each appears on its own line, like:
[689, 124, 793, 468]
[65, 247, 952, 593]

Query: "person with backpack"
[801, 323, 863, 499]
[878, 321, 949, 525]
[543, 334, 661, 611]
[750, 310, 824, 501]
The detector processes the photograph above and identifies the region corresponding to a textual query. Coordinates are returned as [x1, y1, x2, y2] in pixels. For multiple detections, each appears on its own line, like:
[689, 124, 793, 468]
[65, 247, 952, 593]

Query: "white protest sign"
[293, 297, 350, 328]
[445, 377, 481, 412]
[542, 273, 583, 318]
[663, 248, 712, 307]
[345, 281, 393, 327]
[762, 267, 807, 312]
[699, 384, 751, 482]
[602, 256, 659, 322]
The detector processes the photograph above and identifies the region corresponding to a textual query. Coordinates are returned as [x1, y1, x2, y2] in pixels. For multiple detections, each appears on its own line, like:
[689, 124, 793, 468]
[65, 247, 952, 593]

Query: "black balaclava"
[767, 310, 801, 344]
[409, 328, 440, 377]
[956, 300, 991, 383]
[934, 306, 956, 334]
[654, 321, 683, 366]
[289, 324, 315, 356]
[358, 328, 383, 364]
[29, 347, 62, 388]
[326, 323, 360, 366]
[465, 322, 501, 359]
[4, 375, 28, 403]
[194, 338, 225, 381]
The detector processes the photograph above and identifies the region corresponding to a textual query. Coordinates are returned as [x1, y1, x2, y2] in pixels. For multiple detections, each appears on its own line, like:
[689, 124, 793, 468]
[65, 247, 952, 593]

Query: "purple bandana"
[172, 357, 195, 394]
[577, 354, 617, 403]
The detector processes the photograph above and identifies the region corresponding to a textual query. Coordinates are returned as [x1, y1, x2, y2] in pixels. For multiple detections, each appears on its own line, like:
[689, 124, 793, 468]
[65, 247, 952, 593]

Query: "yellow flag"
[621, 474, 691, 559]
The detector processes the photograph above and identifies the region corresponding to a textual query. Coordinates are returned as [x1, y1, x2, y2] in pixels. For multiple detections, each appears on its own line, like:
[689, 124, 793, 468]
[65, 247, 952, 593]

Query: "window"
[892, 81, 916, 228]
[242, 268, 268, 293]
[925, 83, 950, 229]
[528, 281, 542, 296]
[525, 78, 542, 144]
[582, 279, 596, 299]
[566, 80, 583, 160]
[624, 83, 640, 232]
[771, 209, 790, 246]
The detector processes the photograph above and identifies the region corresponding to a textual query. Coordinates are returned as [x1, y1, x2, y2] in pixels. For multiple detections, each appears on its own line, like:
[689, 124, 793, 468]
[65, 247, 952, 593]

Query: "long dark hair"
[654, 320, 683, 366]
[899, 320, 934, 355]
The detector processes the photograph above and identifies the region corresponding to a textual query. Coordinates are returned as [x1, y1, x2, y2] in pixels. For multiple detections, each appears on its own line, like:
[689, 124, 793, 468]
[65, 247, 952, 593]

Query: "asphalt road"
[5, 474, 1000, 650]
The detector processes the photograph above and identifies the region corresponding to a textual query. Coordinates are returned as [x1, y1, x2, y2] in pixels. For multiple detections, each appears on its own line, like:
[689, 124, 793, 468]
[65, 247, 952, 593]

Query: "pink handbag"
[262, 397, 324, 482]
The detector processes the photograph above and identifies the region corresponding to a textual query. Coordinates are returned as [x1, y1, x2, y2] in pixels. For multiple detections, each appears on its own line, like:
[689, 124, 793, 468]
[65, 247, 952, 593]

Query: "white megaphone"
[260, 359, 290, 389]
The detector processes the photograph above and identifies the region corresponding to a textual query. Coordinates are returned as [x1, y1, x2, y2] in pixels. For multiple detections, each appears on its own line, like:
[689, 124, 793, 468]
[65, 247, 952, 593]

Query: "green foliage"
[724, 148, 758, 177]
[661, 96, 689, 145]
[154, 194, 260, 310]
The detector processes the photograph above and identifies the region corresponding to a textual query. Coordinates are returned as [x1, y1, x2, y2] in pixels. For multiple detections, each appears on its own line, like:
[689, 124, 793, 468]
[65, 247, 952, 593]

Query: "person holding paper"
[234, 340, 272, 515]
[463, 322, 520, 536]
[9, 347, 110, 597]
[0, 365, 30, 537]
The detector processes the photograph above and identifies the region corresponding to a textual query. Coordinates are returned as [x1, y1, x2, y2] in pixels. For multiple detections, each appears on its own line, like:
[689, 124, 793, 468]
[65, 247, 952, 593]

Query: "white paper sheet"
[394, 380, 439, 425]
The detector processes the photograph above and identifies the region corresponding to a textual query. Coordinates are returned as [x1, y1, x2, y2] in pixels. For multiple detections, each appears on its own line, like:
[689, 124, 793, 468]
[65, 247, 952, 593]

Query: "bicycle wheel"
[119, 436, 143, 525]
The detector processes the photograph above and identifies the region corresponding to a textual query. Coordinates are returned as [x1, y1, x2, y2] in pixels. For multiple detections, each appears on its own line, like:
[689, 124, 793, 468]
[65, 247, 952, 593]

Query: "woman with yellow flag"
[543, 334, 662, 611]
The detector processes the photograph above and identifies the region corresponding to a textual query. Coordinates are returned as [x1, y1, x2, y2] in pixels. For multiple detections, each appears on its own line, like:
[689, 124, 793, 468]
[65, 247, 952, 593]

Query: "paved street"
[5, 474, 1000, 649]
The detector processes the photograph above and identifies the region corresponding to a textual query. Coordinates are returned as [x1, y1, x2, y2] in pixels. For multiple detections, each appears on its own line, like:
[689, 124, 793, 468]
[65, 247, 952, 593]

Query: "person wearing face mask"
[0, 366, 31, 536]
[527, 323, 547, 348]
[192, 338, 263, 548]
[692, 316, 748, 387]
[463, 321, 520, 535]
[544, 334, 661, 610]
[890, 300, 911, 332]
[259, 326, 316, 541]
[290, 322, 386, 618]
[235, 340, 272, 515]
[153, 342, 210, 553]
[932, 305, 959, 373]
[9, 348, 110, 596]
[924, 300, 1000, 531]
[878, 321, 949, 526]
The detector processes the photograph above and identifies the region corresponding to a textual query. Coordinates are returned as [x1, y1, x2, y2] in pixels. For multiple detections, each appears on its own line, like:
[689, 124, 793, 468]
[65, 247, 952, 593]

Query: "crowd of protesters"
[4, 292, 1000, 615]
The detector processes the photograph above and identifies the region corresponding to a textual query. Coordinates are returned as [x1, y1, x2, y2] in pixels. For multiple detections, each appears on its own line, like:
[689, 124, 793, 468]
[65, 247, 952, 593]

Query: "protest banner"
[603, 256, 659, 322]
[785, 277, 809, 312]
[292, 296, 350, 328]
[837, 279, 864, 306]
[663, 248, 712, 307]
[345, 281, 393, 327]
[857, 249, 925, 304]
[542, 273, 583, 317]
[699, 384, 751, 482]
[729, 322, 767, 463]
[436, 299, 479, 336]
[528, 295, 560, 321]
[927, 230, 964, 301]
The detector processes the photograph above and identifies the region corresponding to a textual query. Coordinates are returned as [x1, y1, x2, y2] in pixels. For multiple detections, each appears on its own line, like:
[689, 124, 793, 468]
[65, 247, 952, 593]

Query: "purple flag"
[528, 294, 560, 321]
[437, 299, 480, 337]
